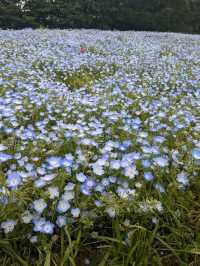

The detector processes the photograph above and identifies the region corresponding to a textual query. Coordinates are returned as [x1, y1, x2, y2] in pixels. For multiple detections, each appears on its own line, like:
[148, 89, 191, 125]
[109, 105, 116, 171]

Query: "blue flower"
[80, 184, 91, 196]
[108, 176, 117, 183]
[94, 200, 102, 207]
[33, 218, 46, 232]
[0, 153, 12, 162]
[177, 172, 188, 186]
[71, 208, 80, 218]
[34, 179, 46, 188]
[153, 156, 168, 167]
[76, 173, 87, 183]
[154, 184, 165, 193]
[85, 179, 96, 188]
[110, 160, 121, 170]
[43, 221, 54, 234]
[57, 199, 70, 213]
[142, 160, 151, 168]
[1, 219, 17, 233]
[62, 155, 73, 167]
[144, 172, 154, 181]
[95, 183, 105, 192]
[46, 156, 62, 169]
[56, 215, 67, 228]
[0, 144, 7, 151]
[153, 136, 165, 143]
[64, 182, 75, 191]
[6, 172, 22, 189]
[33, 199, 47, 213]
[192, 148, 200, 160]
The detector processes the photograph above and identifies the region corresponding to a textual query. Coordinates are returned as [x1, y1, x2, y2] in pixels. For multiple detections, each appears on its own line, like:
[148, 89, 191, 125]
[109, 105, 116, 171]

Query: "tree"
[0, 0, 199, 33]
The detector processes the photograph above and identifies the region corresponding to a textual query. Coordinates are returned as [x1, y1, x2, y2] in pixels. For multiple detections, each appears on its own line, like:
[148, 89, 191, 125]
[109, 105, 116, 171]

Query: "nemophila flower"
[153, 136, 166, 143]
[62, 190, 74, 201]
[177, 172, 188, 186]
[151, 146, 160, 155]
[62, 155, 73, 167]
[142, 160, 152, 168]
[64, 131, 73, 138]
[192, 148, 200, 160]
[21, 210, 33, 224]
[110, 160, 121, 170]
[144, 172, 154, 181]
[120, 158, 130, 168]
[76, 150, 87, 164]
[43, 221, 55, 234]
[29, 235, 38, 243]
[33, 218, 46, 232]
[153, 156, 168, 167]
[142, 146, 153, 154]
[155, 202, 163, 212]
[132, 152, 141, 160]
[154, 184, 165, 193]
[132, 118, 141, 129]
[96, 156, 108, 167]
[57, 199, 70, 213]
[105, 207, 116, 218]
[14, 153, 22, 160]
[95, 184, 105, 193]
[71, 208, 80, 218]
[25, 163, 34, 172]
[0, 153, 12, 162]
[1, 220, 17, 234]
[6, 172, 22, 189]
[139, 131, 148, 138]
[18, 159, 25, 167]
[64, 182, 75, 191]
[121, 140, 131, 149]
[139, 202, 149, 213]
[0, 144, 7, 151]
[10, 164, 16, 170]
[117, 187, 129, 198]
[56, 215, 67, 228]
[101, 178, 110, 187]
[76, 173, 87, 183]
[94, 200, 102, 207]
[46, 156, 62, 169]
[92, 163, 104, 176]
[0, 193, 8, 205]
[85, 179, 96, 188]
[34, 179, 47, 188]
[124, 165, 138, 179]
[81, 184, 91, 196]
[41, 174, 57, 181]
[37, 167, 47, 175]
[47, 186, 59, 199]
[152, 217, 158, 224]
[108, 176, 117, 183]
[33, 199, 47, 213]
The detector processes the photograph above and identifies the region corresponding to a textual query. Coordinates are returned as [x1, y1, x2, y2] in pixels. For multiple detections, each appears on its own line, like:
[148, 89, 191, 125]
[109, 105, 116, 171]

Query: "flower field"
[0, 29, 200, 265]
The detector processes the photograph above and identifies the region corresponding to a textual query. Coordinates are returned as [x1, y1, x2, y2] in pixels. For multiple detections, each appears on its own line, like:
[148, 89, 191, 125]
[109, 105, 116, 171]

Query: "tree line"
[0, 0, 200, 33]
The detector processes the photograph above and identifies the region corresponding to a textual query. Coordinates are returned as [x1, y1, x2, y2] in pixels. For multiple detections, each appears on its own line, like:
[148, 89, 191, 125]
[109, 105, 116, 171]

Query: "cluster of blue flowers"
[0, 29, 199, 238]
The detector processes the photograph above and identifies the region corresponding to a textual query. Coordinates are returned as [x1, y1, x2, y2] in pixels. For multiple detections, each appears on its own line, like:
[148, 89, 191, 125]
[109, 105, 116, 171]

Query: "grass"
[55, 63, 118, 92]
[1, 179, 200, 265]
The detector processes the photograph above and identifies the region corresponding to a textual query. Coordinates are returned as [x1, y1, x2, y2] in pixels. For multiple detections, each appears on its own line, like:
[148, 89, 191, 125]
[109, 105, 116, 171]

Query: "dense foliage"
[0, 0, 200, 33]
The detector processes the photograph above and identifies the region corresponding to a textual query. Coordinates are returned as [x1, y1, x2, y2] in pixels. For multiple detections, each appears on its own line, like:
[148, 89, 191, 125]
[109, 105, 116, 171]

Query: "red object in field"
[80, 47, 86, 53]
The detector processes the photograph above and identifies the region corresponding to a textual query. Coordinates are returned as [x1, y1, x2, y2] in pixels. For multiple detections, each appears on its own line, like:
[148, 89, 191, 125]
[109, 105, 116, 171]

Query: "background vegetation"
[0, 0, 200, 33]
